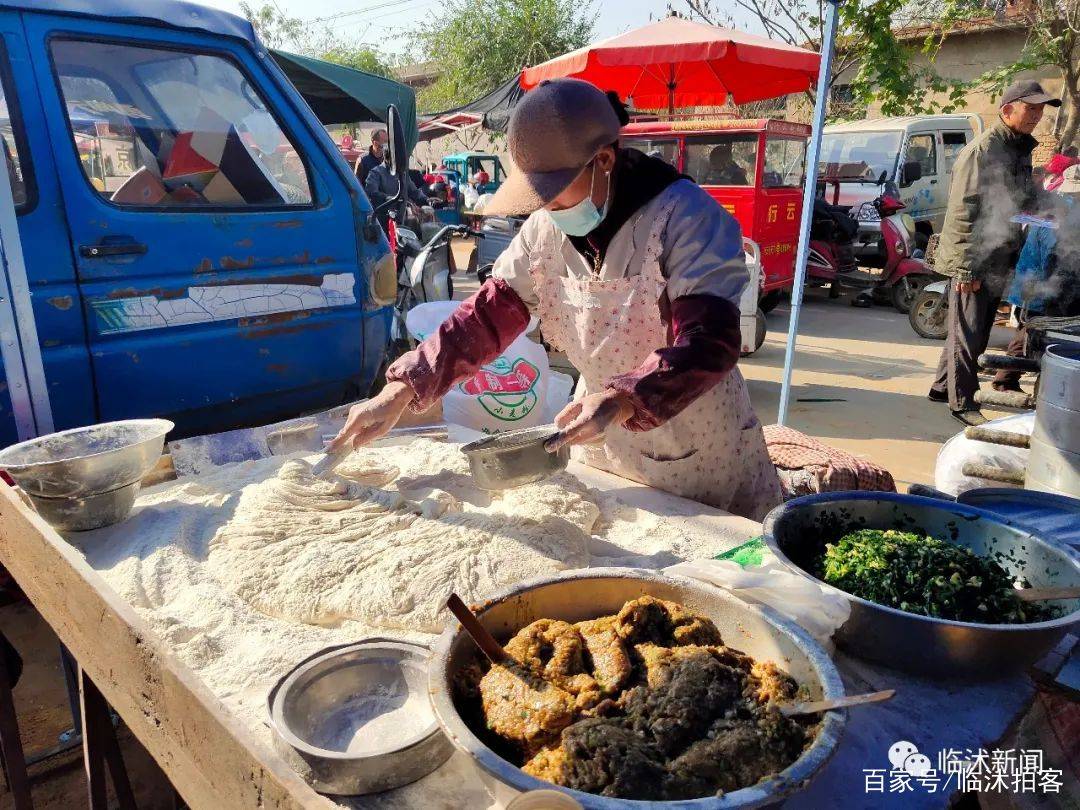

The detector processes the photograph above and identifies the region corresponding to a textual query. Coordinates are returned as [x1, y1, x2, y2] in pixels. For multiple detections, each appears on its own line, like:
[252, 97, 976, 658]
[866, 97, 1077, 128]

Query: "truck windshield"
[818, 131, 901, 182]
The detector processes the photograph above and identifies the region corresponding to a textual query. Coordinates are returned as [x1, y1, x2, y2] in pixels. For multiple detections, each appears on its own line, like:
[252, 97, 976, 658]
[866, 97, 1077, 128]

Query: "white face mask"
[549, 159, 612, 237]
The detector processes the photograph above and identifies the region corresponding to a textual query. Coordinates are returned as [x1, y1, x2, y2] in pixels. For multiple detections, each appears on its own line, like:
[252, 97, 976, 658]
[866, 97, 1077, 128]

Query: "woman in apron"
[331, 79, 781, 520]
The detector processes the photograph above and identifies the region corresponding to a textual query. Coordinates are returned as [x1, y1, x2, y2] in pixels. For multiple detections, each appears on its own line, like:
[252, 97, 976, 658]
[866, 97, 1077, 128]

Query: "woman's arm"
[607, 293, 741, 431]
[387, 278, 530, 411]
[607, 183, 746, 431]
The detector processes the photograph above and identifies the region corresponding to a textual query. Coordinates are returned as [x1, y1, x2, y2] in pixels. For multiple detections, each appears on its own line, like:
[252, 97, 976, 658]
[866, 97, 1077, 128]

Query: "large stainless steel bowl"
[0, 419, 173, 531]
[762, 492, 1080, 678]
[268, 639, 453, 795]
[0, 419, 173, 498]
[430, 569, 846, 809]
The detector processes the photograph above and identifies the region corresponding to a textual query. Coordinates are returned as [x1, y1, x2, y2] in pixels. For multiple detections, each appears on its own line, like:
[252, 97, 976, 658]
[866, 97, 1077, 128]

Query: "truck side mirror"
[364, 105, 410, 241]
[386, 104, 408, 203]
[900, 159, 922, 187]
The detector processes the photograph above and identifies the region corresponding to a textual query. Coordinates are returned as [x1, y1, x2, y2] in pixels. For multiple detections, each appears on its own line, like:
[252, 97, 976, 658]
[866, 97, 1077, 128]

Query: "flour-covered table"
[0, 421, 1053, 810]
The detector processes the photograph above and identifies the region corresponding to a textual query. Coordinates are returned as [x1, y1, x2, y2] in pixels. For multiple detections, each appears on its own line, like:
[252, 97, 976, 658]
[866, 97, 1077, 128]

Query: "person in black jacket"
[354, 129, 387, 186]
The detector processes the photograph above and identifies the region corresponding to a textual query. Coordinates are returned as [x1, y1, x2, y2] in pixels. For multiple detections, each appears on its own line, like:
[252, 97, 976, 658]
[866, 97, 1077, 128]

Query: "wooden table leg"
[78, 667, 136, 810]
[0, 646, 32, 810]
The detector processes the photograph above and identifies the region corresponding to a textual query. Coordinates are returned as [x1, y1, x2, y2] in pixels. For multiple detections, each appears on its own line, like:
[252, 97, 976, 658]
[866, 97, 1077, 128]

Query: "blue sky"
[195, 0, 759, 59]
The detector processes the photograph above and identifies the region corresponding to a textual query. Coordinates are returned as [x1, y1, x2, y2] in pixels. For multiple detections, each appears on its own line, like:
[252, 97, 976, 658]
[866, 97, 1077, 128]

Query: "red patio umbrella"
[521, 17, 819, 113]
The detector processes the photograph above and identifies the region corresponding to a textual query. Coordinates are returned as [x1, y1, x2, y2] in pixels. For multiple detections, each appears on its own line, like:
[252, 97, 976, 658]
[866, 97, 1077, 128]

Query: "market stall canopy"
[521, 17, 820, 111]
[418, 76, 525, 142]
[271, 50, 418, 149]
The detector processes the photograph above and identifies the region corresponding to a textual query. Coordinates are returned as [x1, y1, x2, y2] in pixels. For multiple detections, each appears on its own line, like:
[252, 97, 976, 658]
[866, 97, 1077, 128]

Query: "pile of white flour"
[75, 439, 727, 805]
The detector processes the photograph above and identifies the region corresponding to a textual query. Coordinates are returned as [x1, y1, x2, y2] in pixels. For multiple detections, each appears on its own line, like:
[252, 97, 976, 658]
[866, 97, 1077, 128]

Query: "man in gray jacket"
[928, 80, 1059, 425]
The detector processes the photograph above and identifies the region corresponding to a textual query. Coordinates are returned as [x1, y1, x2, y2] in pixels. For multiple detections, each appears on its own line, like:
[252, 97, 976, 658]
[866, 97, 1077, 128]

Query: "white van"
[820, 115, 982, 258]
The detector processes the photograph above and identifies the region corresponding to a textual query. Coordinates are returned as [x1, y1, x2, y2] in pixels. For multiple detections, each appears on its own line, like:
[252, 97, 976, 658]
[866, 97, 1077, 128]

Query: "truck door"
[23, 14, 374, 438]
[938, 130, 970, 231]
[0, 12, 93, 446]
[901, 132, 941, 227]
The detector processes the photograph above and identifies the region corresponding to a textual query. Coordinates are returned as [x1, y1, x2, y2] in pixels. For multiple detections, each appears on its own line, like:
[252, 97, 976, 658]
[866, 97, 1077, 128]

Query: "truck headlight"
[371, 252, 397, 305]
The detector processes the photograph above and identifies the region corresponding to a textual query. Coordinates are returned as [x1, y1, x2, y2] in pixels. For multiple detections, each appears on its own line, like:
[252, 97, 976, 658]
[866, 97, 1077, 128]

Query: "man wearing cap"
[929, 80, 1060, 425]
[330, 79, 781, 520]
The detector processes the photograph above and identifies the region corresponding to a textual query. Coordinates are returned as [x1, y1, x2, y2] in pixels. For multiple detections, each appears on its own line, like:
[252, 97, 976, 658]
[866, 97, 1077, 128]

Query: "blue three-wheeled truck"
[0, 0, 402, 447]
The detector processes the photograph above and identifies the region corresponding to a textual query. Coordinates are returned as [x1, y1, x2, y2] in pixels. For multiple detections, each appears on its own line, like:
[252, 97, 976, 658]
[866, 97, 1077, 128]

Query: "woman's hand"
[545, 390, 634, 453]
[327, 381, 413, 452]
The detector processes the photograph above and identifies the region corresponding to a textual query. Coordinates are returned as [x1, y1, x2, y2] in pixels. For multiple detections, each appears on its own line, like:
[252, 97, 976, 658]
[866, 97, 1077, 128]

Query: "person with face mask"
[928, 80, 1060, 426]
[330, 79, 781, 520]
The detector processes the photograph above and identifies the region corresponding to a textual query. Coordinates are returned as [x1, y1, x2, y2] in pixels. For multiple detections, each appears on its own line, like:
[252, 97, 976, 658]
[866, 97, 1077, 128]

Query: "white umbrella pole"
[776, 0, 840, 426]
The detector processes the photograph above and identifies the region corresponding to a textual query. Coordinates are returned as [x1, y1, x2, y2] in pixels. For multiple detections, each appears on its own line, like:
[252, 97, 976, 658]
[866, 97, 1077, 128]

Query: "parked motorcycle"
[809, 176, 934, 313]
[389, 220, 483, 353]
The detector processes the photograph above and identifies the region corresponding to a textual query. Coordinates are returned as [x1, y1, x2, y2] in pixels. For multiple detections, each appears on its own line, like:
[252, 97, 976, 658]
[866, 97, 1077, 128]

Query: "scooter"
[389, 220, 483, 353]
[809, 177, 934, 313]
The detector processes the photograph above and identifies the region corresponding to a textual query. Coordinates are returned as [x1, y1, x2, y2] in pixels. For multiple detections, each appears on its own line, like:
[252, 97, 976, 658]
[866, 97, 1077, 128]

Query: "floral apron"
[528, 200, 782, 521]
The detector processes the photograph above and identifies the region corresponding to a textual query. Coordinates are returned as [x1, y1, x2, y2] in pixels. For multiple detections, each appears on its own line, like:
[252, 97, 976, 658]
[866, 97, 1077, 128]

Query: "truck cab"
[820, 115, 979, 258]
[0, 0, 397, 446]
[441, 152, 505, 195]
[621, 118, 810, 300]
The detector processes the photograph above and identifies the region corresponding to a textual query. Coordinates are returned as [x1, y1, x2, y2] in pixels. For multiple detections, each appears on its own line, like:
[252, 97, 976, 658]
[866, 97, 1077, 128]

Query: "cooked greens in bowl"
[814, 529, 1059, 625]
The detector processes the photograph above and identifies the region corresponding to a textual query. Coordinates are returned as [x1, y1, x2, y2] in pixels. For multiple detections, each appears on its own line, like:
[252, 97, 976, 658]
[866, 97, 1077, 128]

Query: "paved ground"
[743, 288, 1016, 490]
[1, 261, 1025, 808]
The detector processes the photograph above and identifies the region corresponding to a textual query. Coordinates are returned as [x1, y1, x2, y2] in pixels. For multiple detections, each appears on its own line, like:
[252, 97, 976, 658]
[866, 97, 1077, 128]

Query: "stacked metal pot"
[1028, 344, 1080, 497]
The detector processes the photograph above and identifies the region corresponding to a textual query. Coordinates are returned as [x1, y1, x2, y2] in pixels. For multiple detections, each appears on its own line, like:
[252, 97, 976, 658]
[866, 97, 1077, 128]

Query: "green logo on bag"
[459, 357, 540, 421]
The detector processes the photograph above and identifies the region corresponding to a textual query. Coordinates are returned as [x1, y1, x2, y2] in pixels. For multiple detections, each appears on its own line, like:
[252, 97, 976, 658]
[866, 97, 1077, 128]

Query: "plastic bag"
[665, 538, 850, 647]
[934, 411, 1034, 496]
[406, 301, 550, 435]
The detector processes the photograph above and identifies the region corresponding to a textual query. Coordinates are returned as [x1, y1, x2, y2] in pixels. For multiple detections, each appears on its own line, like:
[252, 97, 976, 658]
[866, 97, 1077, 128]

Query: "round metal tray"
[268, 638, 452, 796]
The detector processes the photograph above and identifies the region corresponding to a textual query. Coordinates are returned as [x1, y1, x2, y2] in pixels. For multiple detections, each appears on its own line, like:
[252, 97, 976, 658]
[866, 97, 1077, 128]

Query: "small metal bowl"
[0, 419, 173, 532]
[461, 425, 569, 490]
[29, 481, 139, 533]
[269, 639, 453, 796]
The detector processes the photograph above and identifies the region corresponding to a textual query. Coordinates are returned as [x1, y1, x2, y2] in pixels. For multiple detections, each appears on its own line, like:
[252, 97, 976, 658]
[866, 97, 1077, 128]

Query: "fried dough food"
[470, 596, 813, 800]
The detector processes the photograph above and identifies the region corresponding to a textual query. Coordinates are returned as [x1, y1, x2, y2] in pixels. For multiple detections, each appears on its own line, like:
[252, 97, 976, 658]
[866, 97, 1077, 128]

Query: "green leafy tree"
[672, 0, 967, 119]
[239, 1, 305, 49]
[925, 0, 1080, 149]
[240, 2, 397, 80]
[409, 0, 596, 112]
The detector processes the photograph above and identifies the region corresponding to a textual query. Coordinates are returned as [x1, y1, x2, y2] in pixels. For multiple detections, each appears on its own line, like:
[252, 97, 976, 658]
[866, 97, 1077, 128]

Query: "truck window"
[621, 137, 678, 168]
[0, 41, 32, 212]
[942, 131, 968, 169]
[763, 137, 806, 188]
[686, 135, 756, 187]
[49, 39, 312, 208]
[819, 131, 901, 181]
[907, 133, 937, 177]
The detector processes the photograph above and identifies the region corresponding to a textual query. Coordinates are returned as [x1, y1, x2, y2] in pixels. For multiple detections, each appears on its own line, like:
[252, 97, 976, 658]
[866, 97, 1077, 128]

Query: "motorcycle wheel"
[759, 290, 782, 313]
[908, 289, 948, 340]
[891, 274, 930, 314]
[754, 308, 767, 351]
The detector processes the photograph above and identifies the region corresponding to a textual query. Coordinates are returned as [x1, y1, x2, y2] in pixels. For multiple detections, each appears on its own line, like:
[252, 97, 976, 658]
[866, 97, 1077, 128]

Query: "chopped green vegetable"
[815, 529, 1059, 624]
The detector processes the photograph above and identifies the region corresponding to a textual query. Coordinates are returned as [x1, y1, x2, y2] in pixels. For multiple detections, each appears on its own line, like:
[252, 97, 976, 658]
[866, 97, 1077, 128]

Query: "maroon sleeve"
[386, 278, 531, 411]
[606, 293, 741, 431]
